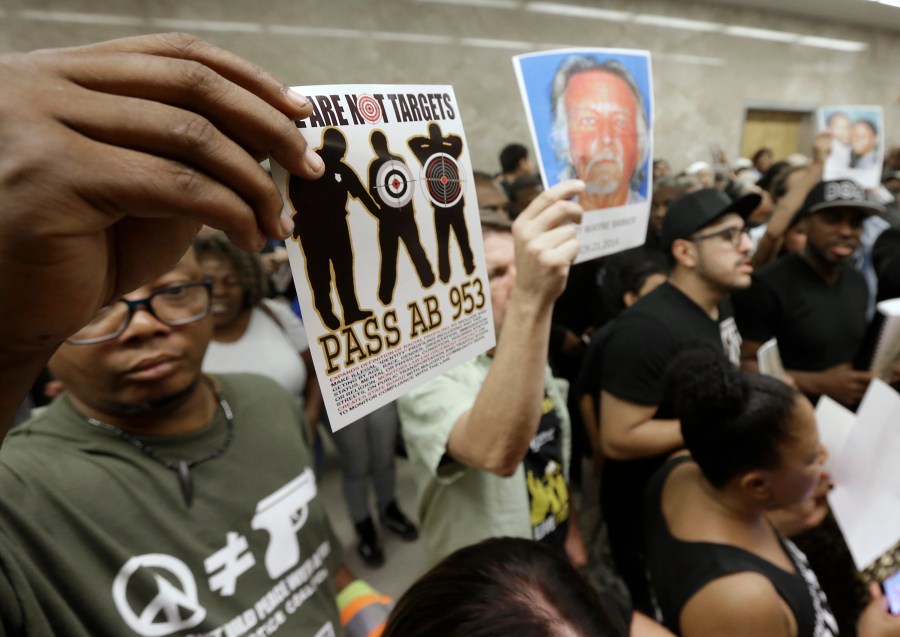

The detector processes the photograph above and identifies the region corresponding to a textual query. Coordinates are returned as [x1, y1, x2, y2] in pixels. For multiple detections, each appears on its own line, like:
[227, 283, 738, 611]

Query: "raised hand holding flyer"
[272, 85, 495, 431]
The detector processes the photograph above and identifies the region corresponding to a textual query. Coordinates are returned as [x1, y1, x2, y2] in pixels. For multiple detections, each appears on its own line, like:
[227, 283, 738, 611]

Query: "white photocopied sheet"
[827, 380, 900, 570]
[814, 396, 856, 477]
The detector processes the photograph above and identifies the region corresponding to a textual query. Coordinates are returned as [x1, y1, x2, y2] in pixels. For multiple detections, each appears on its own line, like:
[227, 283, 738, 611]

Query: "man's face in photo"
[828, 114, 852, 146]
[564, 69, 640, 209]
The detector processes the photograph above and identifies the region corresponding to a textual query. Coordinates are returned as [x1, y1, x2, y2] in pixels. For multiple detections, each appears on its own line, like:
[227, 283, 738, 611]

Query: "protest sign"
[272, 85, 495, 431]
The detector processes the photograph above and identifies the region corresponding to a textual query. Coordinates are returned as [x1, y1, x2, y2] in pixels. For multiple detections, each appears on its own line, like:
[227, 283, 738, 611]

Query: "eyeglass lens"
[68, 283, 210, 344]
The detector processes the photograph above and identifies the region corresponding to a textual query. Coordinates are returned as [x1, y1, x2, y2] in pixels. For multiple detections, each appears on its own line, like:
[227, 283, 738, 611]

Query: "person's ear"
[671, 239, 698, 269]
[740, 470, 772, 503]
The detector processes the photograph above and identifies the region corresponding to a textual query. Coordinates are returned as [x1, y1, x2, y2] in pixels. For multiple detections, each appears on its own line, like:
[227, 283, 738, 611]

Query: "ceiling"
[700, 0, 900, 32]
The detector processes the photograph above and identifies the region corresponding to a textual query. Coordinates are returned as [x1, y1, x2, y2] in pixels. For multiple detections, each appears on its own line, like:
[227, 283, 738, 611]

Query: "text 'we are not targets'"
[297, 92, 456, 129]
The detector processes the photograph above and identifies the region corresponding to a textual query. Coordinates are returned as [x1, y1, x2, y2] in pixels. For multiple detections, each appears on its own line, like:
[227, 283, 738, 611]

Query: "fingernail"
[280, 210, 295, 239]
[288, 88, 310, 108]
[304, 146, 324, 174]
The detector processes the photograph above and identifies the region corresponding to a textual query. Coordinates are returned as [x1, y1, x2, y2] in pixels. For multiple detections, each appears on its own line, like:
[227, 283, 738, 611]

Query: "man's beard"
[581, 153, 625, 196]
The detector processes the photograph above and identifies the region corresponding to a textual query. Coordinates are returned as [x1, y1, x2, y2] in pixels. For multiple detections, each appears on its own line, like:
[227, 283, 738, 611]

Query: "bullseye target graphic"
[356, 95, 382, 124]
[375, 160, 414, 208]
[421, 153, 465, 208]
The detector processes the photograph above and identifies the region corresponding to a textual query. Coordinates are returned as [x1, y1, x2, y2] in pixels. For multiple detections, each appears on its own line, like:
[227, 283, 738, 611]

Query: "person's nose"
[738, 230, 754, 254]
[210, 280, 230, 298]
[597, 121, 615, 145]
[835, 218, 856, 238]
[818, 443, 829, 466]
[120, 305, 171, 342]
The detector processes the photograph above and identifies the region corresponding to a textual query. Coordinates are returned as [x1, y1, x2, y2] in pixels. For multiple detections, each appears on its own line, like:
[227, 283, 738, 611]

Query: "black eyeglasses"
[690, 224, 748, 248]
[67, 280, 213, 345]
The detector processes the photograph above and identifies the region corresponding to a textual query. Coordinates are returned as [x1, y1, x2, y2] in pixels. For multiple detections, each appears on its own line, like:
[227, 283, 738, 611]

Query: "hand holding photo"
[513, 48, 653, 261]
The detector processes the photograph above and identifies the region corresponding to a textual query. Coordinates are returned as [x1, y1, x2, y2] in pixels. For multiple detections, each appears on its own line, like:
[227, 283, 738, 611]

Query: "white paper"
[814, 396, 856, 476]
[757, 337, 787, 381]
[512, 48, 653, 262]
[828, 380, 900, 570]
[871, 297, 900, 381]
[272, 85, 495, 431]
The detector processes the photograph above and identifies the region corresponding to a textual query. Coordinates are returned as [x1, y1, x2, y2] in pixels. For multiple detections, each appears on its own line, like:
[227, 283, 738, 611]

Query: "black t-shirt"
[575, 321, 614, 402]
[601, 282, 741, 417]
[596, 282, 741, 614]
[732, 253, 869, 372]
[524, 389, 569, 552]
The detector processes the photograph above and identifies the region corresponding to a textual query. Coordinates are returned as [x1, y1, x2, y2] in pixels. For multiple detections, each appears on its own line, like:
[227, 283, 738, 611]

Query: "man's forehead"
[483, 229, 514, 259]
[124, 251, 201, 298]
[565, 70, 636, 106]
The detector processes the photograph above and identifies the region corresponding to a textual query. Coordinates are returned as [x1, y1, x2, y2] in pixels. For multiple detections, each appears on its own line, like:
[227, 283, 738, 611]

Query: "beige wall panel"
[3, 0, 897, 175]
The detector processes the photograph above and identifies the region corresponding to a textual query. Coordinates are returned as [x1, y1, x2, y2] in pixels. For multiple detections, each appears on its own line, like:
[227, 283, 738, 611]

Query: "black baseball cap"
[661, 188, 761, 251]
[796, 179, 885, 220]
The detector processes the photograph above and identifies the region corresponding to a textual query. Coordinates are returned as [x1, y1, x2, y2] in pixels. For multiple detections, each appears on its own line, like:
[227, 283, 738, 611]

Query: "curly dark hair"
[667, 344, 799, 488]
[193, 233, 270, 308]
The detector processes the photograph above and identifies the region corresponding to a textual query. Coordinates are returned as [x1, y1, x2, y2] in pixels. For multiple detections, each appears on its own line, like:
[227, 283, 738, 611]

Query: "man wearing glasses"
[0, 251, 386, 636]
[593, 188, 760, 614]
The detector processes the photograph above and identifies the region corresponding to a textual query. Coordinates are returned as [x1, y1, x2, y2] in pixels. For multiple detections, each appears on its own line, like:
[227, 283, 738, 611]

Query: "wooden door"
[741, 109, 813, 162]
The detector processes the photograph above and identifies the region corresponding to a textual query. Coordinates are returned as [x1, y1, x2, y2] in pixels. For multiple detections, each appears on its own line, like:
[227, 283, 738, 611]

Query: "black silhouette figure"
[368, 130, 436, 305]
[408, 123, 476, 284]
[288, 128, 380, 331]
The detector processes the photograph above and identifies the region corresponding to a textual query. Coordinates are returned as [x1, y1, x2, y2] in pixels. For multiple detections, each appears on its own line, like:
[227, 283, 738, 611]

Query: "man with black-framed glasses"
[592, 187, 760, 614]
[0, 251, 389, 636]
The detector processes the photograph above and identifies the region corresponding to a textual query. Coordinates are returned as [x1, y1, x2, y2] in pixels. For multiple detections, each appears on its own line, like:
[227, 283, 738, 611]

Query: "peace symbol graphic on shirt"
[112, 554, 207, 636]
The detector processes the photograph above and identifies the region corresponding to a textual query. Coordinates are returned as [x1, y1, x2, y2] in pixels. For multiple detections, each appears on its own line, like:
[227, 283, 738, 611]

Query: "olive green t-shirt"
[0, 373, 343, 637]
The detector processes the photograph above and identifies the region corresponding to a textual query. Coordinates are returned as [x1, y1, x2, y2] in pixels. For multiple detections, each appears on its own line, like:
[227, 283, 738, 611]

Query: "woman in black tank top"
[644, 345, 898, 637]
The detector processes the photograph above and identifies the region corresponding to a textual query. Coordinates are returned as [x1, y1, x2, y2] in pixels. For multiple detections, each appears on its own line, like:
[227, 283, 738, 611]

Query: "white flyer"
[813, 395, 855, 476]
[828, 380, 900, 570]
[512, 48, 653, 261]
[272, 85, 495, 431]
[756, 337, 787, 381]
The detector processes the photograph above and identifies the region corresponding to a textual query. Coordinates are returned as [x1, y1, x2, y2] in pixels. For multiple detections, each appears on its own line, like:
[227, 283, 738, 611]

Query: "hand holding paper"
[511, 179, 585, 307]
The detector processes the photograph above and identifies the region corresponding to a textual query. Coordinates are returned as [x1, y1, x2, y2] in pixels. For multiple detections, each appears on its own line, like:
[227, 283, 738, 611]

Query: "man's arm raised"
[446, 181, 585, 476]
[0, 33, 325, 433]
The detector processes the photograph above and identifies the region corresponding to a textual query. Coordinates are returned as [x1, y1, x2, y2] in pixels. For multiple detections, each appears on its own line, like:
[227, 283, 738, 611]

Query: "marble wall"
[2, 0, 897, 173]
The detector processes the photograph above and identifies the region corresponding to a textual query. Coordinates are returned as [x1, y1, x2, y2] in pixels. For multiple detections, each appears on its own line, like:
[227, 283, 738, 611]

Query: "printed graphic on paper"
[513, 48, 653, 261]
[272, 86, 495, 431]
[818, 105, 884, 189]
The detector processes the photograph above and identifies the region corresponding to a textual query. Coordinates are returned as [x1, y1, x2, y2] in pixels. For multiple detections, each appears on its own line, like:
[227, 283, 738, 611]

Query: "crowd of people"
[2, 31, 900, 637]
